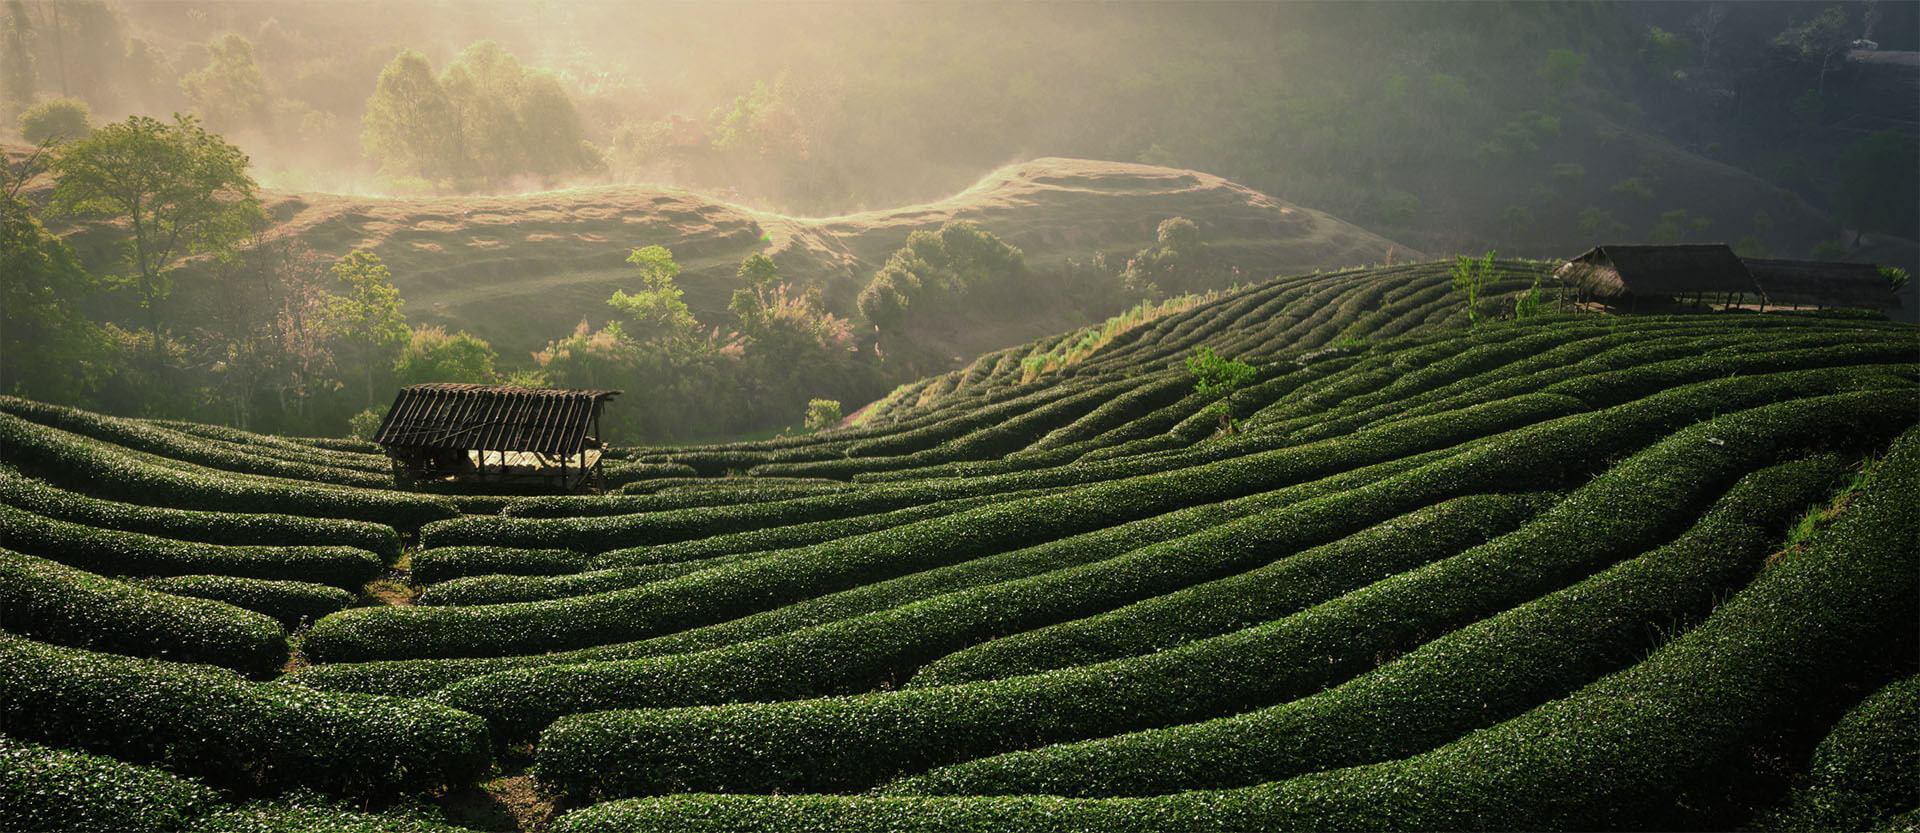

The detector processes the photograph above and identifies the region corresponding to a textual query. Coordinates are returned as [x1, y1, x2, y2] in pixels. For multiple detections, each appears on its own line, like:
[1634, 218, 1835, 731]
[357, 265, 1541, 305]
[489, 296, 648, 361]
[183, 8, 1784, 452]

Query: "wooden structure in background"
[373, 384, 620, 492]
[1555, 244, 1762, 312]
[1744, 259, 1900, 313]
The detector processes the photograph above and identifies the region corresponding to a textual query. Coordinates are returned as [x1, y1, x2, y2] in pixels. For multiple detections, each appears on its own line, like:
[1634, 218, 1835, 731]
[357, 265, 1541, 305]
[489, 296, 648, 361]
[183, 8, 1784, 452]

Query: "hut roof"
[1555, 244, 1761, 298]
[373, 384, 620, 457]
[1744, 259, 1900, 310]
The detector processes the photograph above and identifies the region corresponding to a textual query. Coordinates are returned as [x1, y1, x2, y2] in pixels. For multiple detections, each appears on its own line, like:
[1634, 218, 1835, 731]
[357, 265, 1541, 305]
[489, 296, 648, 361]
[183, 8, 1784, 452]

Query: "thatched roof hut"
[373, 383, 620, 491]
[1555, 244, 1761, 303]
[1744, 259, 1900, 311]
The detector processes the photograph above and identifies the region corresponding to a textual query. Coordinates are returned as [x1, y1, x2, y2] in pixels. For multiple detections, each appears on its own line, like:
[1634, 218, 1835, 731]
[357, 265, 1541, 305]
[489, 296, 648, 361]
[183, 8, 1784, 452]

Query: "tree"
[1690, 3, 1728, 70]
[324, 250, 409, 408]
[1186, 346, 1256, 435]
[857, 220, 1025, 330]
[1778, 6, 1852, 96]
[179, 34, 268, 134]
[362, 49, 463, 183]
[1538, 48, 1586, 105]
[50, 114, 264, 366]
[1450, 250, 1500, 326]
[805, 398, 842, 432]
[392, 325, 498, 387]
[2, 143, 111, 401]
[608, 245, 699, 343]
[19, 96, 88, 144]
[2, 0, 35, 118]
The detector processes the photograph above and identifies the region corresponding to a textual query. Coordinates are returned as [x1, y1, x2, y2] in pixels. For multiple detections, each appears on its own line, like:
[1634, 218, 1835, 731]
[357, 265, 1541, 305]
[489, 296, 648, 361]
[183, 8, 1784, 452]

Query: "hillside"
[1, 262, 1916, 832]
[142, 158, 1410, 360]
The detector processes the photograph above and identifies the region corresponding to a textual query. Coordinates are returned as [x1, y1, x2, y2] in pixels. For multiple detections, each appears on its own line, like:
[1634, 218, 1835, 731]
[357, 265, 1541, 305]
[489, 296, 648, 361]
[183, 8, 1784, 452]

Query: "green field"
[2, 260, 1915, 832]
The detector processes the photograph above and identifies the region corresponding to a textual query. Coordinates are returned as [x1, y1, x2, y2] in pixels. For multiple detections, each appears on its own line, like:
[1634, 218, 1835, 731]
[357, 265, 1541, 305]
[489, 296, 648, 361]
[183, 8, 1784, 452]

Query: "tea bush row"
[911, 490, 1553, 685]
[528, 393, 1879, 797]
[0, 634, 493, 796]
[0, 547, 288, 677]
[0, 503, 383, 589]
[543, 406, 1918, 833]
[0, 413, 458, 531]
[0, 397, 392, 488]
[139, 575, 355, 628]
[891, 454, 1848, 796]
[1753, 673, 1919, 832]
[0, 735, 219, 833]
[0, 468, 401, 563]
[315, 390, 1590, 663]
[409, 547, 587, 585]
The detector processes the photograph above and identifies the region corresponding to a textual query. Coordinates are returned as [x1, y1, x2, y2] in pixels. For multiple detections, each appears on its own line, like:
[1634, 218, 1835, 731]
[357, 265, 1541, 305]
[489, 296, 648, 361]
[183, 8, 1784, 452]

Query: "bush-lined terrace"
[1, 259, 1914, 832]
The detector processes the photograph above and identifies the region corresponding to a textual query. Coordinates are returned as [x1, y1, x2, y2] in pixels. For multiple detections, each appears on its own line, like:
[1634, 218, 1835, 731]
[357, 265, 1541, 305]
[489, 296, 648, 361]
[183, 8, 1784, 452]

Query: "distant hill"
[177, 158, 1412, 359]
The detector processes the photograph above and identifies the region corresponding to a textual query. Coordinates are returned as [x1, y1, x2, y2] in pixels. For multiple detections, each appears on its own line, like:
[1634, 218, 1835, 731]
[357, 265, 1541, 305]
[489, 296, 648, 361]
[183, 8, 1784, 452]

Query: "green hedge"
[0, 635, 492, 796]
[149, 418, 392, 472]
[909, 490, 1554, 685]
[0, 468, 402, 563]
[527, 390, 1912, 797]
[0, 503, 383, 589]
[409, 547, 587, 585]
[508, 479, 859, 519]
[0, 397, 391, 488]
[1755, 673, 1920, 832]
[0, 413, 458, 532]
[0, 735, 219, 833]
[542, 377, 1920, 833]
[889, 454, 1849, 796]
[188, 796, 484, 833]
[313, 391, 1582, 664]
[139, 575, 355, 628]
[0, 547, 287, 676]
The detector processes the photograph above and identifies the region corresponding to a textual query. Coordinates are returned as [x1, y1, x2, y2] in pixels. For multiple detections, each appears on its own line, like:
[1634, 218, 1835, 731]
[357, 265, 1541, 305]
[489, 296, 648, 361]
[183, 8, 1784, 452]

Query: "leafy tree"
[1690, 3, 1728, 70]
[1777, 6, 1852, 95]
[1186, 346, 1256, 435]
[805, 398, 842, 432]
[1878, 267, 1909, 293]
[1538, 48, 1586, 105]
[50, 114, 264, 366]
[1649, 209, 1712, 245]
[1, 0, 35, 118]
[362, 49, 463, 183]
[392, 325, 498, 387]
[609, 245, 699, 343]
[19, 97, 88, 144]
[1449, 250, 1501, 327]
[179, 34, 268, 133]
[324, 250, 409, 408]
[1124, 216, 1236, 297]
[857, 221, 1024, 329]
[1, 146, 111, 401]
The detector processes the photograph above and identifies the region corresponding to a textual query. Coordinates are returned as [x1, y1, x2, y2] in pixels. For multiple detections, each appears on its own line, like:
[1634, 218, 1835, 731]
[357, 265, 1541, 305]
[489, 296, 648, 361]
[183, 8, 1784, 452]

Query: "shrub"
[0, 735, 218, 833]
[409, 547, 587, 585]
[0, 635, 493, 796]
[0, 467, 402, 562]
[0, 412, 458, 531]
[0, 503, 383, 589]
[1754, 673, 1920, 831]
[138, 575, 355, 628]
[0, 547, 287, 676]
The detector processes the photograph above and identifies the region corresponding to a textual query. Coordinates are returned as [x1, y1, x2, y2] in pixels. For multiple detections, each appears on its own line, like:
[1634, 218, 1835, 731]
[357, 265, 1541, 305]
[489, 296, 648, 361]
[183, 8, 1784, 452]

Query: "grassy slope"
[196, 158, 1409, 360]
[0, 260, 1914, 832]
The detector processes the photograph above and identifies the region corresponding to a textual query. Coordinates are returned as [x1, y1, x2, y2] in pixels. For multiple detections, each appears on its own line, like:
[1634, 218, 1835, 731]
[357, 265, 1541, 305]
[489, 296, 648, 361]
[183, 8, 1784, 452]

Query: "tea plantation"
[3, 260, 1916, 832]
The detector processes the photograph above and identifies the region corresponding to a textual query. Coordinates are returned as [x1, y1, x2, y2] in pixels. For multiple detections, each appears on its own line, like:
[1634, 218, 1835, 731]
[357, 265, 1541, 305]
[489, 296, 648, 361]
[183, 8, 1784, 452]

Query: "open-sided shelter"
[373, 384, 620, 491]
[1743, 259, 1900, 312]
[1555, 244, 1761, 311]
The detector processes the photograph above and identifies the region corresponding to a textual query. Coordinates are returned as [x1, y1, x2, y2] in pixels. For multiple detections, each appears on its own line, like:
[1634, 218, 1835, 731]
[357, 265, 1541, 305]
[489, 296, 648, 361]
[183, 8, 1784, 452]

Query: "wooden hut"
[1555, 244, 1762, 311]
[1743, 259, 1900, 313]
[373, 384, 620, 491]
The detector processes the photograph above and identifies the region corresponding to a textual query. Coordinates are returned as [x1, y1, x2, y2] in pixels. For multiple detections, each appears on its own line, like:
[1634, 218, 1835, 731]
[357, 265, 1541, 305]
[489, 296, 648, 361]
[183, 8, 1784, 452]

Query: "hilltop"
[184, 158, 1411, 359]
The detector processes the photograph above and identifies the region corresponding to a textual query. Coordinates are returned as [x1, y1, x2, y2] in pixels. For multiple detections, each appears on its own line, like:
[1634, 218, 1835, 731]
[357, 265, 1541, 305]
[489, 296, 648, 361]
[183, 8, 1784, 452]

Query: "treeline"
[10, 110, 1203, 440]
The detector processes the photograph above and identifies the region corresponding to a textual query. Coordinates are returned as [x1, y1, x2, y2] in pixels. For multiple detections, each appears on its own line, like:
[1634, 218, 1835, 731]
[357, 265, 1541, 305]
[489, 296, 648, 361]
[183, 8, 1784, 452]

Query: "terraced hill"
[2, 260, 1917, 832]
[32, 155, 1409, 359]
